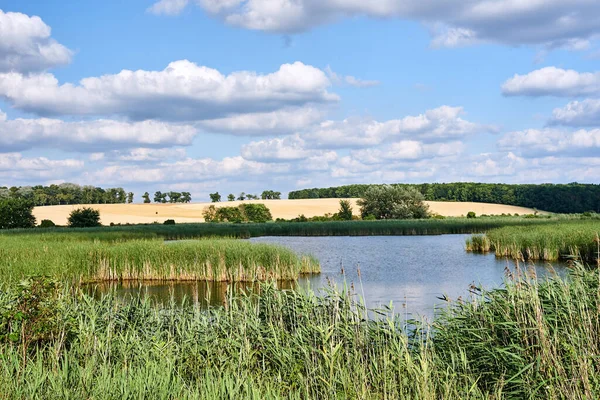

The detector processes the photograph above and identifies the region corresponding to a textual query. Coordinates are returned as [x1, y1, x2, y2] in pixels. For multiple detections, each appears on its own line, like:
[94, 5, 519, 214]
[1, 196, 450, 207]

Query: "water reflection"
[85, 280, 298, 308]
[86, 235, 569, 317]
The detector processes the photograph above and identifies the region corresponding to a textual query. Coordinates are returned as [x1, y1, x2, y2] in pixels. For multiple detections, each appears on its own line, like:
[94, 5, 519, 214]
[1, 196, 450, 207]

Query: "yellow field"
[33, 199, 541, 226]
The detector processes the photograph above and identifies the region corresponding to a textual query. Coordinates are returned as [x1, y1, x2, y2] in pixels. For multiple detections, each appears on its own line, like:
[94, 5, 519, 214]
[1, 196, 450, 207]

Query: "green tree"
[337, 199, 353, 220]
[357, 185, 429, 220]
[167, 192, 181, 203]
[153, 191, 163, 203]
[209, 192, 221, 202]
[181, 192, 192, 203]
[237, 192, 246, 201]
[142, 192, 151, 204]
[227, 194, 235, 202]
[240, 204, 273, 222]
[67, 207, 101, 228]
[127, 192, 134, 204]
[0, 198, 36, 229]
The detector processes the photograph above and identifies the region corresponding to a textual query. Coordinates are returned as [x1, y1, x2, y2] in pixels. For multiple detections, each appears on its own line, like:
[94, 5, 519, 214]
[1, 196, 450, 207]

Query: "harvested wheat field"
[33, 199, 542, 226]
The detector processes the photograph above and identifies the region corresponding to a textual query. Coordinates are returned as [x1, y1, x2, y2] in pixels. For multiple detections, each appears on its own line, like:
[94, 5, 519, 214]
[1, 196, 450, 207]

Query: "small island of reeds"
[0, 233, 320, 283]
[466, 219, 600, 262]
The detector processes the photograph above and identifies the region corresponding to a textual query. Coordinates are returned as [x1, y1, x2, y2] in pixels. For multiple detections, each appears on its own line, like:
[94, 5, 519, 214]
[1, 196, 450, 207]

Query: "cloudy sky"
[1, 1, 599, 200]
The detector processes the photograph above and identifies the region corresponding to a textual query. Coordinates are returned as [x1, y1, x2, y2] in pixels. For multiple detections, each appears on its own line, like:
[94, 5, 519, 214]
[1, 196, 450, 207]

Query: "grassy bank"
[0, 234, 319, 283]
[1, 265, 599, 398]
[1, 216, 571, 240]
[466, 220, 600, 262]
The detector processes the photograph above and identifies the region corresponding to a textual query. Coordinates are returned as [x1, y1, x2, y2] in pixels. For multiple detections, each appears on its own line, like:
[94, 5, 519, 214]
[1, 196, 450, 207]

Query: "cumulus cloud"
[84, 156, 289, 185]
[325, 66, 380, 88]
[550, 99, 600, 127]
[498, 128, 600, 157]
[0, 113, 197, 152]
[502, 67, 600, 97]
[198, 107, 324, 136]
[241, 135, 314, 162]
[350, 141, 465, 163]
[0, 10, 72, 72]
[0, 153, 83, 181]
[0, 60, 337, 121]
[185, 0, 600, 48]
[303, 106, 493, 149]
[147, 0, 190, 16]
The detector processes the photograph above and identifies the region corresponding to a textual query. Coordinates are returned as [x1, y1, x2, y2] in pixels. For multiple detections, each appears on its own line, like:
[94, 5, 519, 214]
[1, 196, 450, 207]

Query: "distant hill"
[289, 183, 600, 214]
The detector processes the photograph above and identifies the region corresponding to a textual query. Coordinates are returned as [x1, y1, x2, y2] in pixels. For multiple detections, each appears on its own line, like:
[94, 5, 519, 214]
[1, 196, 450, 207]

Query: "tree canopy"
[289, 182, 600, 214]
[357, 186, 430, 220]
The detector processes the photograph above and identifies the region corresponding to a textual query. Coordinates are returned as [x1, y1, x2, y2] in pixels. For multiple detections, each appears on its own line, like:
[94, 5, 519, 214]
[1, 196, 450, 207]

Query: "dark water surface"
[87, 235, 567, 318]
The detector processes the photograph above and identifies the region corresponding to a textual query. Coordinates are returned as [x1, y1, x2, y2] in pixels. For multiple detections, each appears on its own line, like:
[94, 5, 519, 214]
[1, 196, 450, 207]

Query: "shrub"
[67, 208, 101, 228]
[0, 198, 36, 229]
[337, 200, 353, 220]
[240, 204, 273, 223]
[357, 185, 430, 220]
[163, 219, 176, 225]
[467, 211, 476, 219]
[39, 219, 56, 228]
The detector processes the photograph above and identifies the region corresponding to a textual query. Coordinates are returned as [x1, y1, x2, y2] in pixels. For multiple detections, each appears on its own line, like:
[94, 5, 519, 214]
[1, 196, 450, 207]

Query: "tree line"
[0, 183, 133, 206]
[143, 191, 192, 203]
[209, 190, 281, 203]
[289, 182, 600, 214]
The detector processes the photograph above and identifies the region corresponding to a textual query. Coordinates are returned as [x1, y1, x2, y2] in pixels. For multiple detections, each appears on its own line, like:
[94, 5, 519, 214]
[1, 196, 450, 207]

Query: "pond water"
[87, 235, 567, 318]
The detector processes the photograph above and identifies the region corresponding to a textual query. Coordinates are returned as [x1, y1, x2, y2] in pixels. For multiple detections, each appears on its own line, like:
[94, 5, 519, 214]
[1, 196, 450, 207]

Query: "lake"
[88, 235, 567, 318]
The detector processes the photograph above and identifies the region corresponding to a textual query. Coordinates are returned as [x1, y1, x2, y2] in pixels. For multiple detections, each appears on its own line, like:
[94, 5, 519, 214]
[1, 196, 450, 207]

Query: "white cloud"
[303, 106, 492, 149]
[551, 99, 600, 127]
[325, 66, 380, 88]
[0, 10, 72, 72]
[498, 128, 600, 156]
[0, 60, 337, 121]
[0, 113, 197, 152]
[147, 0, 190, 16]
[84, 156, 289, 185]
[0, 153, 83, 181]
[187, 0, 600, 49]
[502, 67, 600, 97]
[198, 107, 324, 136]
[112, 148, 188, 162]
[241, 135, 314, 162]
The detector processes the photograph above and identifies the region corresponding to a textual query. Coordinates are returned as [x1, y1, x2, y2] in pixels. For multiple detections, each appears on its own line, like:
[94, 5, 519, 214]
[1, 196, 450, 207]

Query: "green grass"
[1, 265, 600, 398]
[466, 220, 600, 262]
[0, 234, 320, 283]
[1, 215, 577, 240]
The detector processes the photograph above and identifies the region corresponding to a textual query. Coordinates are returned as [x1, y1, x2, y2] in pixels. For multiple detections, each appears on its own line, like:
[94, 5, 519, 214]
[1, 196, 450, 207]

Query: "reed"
[466, 220, 600, 262]
[1, 264, 600, 398]
[0, 234, 320, 283]
[1, 215, 572, 241]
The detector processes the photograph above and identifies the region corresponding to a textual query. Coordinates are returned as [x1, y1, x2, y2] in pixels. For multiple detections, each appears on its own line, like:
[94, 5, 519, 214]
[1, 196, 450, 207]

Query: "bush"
[336, 200, 353, 220]
[357, 185, 430, 220]
[39, 219, 56, 228]
[240, 204, 273, 223]
[0, 198, 36, 229]
[203, 204, 273, 223]
[67, 208, 101, 228]
[163, 219, 176, 225]
[467, 211, 476, 219]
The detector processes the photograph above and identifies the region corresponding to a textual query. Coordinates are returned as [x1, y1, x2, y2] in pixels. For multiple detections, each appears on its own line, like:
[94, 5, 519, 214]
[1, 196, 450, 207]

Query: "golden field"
[33, 199, 542, 225]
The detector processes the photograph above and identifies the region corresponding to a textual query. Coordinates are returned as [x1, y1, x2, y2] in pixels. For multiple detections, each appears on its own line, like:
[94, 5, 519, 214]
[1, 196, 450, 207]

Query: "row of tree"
[0, 183, 134, 206]
[209, 190, 282, 203]
[289, 183, 600, 214]
[144, 191, 192, 203]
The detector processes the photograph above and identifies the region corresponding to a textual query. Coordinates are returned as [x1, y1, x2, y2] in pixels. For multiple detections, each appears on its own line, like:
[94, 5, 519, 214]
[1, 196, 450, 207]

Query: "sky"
[0, 0, 599, 201]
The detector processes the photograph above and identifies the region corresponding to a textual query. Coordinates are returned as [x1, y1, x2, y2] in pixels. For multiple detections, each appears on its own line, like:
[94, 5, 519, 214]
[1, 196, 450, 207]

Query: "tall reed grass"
[1, 216, 571, 240]
[466, 220, 600, 262]
[0, 234, 319, 283]
[1, 265, 599, 398]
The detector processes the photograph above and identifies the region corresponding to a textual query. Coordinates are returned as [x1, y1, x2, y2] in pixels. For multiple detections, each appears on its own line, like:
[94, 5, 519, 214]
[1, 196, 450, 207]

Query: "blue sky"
[0, 0, 599, 200]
